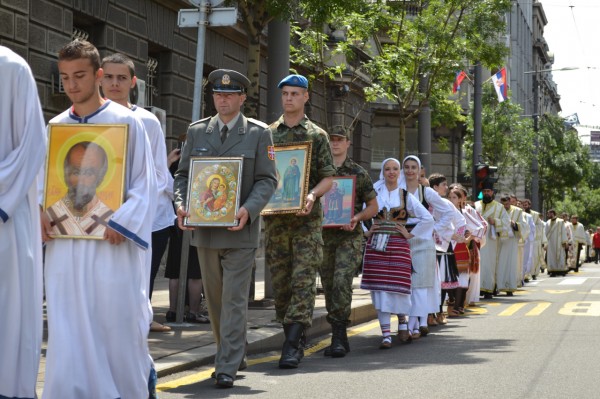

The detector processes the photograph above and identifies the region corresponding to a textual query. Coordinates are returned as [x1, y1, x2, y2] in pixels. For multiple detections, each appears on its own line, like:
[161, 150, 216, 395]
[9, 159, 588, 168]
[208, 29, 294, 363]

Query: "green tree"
[463, 84, 535, 193]
[326, 0, 511, 157]
[538, 114, 591, 209]
[228, 0, 362, 117]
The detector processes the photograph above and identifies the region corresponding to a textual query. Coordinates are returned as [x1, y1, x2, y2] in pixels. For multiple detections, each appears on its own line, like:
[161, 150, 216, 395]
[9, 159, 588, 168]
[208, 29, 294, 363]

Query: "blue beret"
[277, 74, 308, 89]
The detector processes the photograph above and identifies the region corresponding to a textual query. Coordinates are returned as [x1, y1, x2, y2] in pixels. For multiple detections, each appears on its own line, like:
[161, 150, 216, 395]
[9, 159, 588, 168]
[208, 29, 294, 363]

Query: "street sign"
[178, 7, 237, 28]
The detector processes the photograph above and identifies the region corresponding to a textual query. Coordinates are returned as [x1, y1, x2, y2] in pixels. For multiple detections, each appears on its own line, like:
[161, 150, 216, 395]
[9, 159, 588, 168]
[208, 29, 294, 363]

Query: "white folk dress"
[41, 101, 157, 399]
[0, 45, 47, 399]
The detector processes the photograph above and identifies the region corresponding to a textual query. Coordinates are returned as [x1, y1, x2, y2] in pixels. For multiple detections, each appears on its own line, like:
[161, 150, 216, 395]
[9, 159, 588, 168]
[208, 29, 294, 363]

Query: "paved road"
[157, 262, 600, 399]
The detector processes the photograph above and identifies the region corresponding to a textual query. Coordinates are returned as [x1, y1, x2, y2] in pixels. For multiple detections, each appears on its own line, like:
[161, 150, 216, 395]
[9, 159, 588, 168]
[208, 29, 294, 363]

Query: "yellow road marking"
[544, 290, 574, 294]
[498, 303, 527, 316]
[525, 302, 551, 316]
[157, 320, 380, 391]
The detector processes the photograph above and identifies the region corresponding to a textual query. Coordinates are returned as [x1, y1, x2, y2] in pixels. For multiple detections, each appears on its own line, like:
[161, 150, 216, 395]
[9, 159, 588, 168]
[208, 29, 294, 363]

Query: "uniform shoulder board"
[247, 117, 268, 129]
[189, 116, 211, 127]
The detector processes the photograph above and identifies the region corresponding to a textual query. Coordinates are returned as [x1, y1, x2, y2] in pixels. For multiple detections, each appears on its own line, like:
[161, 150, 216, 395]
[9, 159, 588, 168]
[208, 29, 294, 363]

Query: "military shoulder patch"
[267, 145, 275, 161]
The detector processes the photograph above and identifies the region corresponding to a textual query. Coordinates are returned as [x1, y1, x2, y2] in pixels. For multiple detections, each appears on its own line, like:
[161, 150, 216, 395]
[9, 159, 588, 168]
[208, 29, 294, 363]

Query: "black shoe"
[215, 373, 234, 388]
[532, 275, 537, 280]
[185, 311, 210, 324]
[329, 323, 348, 358]
[483, 293, 493, 299]
[165, 310, 176, 323]
[506, 291, 514, 297]
[279, 323, 304, 369]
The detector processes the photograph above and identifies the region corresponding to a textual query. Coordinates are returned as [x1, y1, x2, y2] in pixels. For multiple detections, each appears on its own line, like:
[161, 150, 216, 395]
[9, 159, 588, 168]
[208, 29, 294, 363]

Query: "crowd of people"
[3, 37, 597, 398]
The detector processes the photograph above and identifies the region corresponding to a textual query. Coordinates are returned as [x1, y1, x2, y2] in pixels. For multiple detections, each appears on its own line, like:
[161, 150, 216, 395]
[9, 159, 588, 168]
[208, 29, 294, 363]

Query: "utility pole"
[472, 62, 483, 201]
[418, 75, 432, 174]
[531, 73, 540, 210]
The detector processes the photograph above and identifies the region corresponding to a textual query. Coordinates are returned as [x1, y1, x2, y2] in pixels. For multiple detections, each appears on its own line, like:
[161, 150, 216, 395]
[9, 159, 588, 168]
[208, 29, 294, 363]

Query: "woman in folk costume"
[450, 183, 488, 306]
[400, 158, 455, 337]
[361, 158, 434, 349]
[426, 173, 466, 321]
[448, 185, 486, 313]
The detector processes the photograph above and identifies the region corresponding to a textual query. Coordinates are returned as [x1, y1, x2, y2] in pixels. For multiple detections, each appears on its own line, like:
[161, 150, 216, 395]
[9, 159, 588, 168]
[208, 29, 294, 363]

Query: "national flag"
[491, 67, 508, 102]
[452, 70, 468, 93]
[564, 113, 580, 126]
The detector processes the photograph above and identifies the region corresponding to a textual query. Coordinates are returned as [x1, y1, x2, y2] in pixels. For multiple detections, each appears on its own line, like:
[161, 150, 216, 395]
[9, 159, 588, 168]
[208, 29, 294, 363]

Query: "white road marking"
[558, 277, 587, 285]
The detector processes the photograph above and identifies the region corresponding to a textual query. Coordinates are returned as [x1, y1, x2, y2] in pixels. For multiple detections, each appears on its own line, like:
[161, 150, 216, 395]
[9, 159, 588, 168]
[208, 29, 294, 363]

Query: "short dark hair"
[428, 173, 446, 188]
[521, 198, 531, 205]
[58, 40, 101, 71]
[101, 53, 136, 77]
[449, 183, 468, 198]
[548, 209, 556, 215]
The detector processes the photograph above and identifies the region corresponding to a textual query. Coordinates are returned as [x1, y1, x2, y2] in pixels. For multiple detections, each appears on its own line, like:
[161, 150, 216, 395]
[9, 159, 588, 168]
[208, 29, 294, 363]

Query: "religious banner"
[185, 157, 243, 227]
[261, 142, 312, 215]
[43, 124, 128, 239]
[322, 176, 356, 227]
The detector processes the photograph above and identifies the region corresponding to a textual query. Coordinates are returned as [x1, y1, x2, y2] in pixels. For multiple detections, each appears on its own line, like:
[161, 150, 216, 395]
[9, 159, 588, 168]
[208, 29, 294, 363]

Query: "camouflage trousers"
[321, 229, 363, 325]
[264, 213, 323, 327]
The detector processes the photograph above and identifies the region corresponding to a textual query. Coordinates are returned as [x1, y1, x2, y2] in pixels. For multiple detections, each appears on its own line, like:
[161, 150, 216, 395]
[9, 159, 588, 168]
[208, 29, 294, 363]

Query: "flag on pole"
[452, 70, 468, 93]
[564, 113, 580, 127]
[491, 67, 508, 102]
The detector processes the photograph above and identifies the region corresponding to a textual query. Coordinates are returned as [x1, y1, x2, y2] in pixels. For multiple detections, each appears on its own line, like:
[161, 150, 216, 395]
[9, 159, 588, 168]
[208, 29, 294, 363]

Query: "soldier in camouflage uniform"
[321, 127, 378, 358]
[264, 74, 335, 369]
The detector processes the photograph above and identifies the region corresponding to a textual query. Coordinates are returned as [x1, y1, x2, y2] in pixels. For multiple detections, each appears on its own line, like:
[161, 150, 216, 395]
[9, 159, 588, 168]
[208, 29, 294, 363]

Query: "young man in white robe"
[475, 182, 510, 299]
[545, 209, 568, 276]
[0, 45, 47, 399]
[39, 40, 157, 399]
[497, 194, 530, 295]
[100, 53, 182, 331]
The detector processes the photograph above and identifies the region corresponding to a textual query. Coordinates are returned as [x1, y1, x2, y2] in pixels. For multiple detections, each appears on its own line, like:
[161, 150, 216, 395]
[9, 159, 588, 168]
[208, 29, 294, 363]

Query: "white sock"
[377, 310, 391, 337]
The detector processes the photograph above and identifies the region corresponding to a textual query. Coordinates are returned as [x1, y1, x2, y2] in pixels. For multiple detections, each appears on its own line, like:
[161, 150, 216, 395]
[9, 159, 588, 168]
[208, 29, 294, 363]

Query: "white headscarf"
[398, 155, 422, 190]
[373, 157, 402, 194]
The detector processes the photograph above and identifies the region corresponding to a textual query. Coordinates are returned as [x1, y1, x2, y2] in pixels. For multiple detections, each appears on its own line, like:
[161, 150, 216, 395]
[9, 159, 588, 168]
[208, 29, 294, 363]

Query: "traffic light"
[475, 163, 498, 200]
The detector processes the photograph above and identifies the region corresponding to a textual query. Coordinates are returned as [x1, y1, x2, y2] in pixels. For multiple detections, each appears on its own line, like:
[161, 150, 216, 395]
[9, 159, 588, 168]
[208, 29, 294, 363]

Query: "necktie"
[220, 125, 229, 143]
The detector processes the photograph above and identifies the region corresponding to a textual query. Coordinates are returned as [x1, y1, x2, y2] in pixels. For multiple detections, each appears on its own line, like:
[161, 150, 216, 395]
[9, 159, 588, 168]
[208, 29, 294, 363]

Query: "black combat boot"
[330, 323, 349, 357]
[324, 322, 350, 357]
[279, 323, 304, 369]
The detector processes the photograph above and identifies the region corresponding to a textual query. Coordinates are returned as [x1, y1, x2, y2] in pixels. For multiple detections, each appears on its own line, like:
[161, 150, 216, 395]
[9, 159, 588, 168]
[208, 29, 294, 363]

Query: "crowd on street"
[3, 38, 598, 399]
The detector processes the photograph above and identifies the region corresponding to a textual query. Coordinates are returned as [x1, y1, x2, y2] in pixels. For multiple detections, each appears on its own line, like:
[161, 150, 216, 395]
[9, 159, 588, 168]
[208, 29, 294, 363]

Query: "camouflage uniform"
[321, 157, 376, 325]
[264, 115, 335, 327]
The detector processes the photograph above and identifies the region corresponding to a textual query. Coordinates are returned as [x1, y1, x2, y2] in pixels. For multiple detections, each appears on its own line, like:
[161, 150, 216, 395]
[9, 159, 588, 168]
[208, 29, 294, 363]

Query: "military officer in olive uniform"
[264, 74, 336, 369]
[174, 69, 277, 388]
[321, 126, 378, 358]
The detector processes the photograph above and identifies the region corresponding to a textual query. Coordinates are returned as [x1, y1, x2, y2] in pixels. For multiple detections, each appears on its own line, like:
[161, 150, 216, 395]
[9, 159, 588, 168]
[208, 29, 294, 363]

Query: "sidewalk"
[36, 258, 377, 393]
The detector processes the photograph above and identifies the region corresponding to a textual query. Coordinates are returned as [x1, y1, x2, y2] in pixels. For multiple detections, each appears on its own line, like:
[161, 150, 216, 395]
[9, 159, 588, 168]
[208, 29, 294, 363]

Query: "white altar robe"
[41, 101, 157, 399]
[545, 218, 568, 273]
[0, 46, 46, 399]
[497, 205, 529, 292]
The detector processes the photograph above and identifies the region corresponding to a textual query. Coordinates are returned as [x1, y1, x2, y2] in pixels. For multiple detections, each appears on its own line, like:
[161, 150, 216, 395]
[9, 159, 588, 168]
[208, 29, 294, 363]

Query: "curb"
[155, 301, 376, 377]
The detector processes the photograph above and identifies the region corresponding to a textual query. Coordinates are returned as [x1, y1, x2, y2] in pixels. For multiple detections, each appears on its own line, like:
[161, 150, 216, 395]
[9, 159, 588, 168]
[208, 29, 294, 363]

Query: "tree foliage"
[463, 84, 535, 193]
[321, 0, 512, 157]
[538, 114, 591, 210]
[228, 0, 363, 117]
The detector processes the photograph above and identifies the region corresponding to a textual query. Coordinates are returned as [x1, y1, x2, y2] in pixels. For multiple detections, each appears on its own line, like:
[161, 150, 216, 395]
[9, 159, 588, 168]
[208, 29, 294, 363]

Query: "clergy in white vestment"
[522, 199, 546, 279]
[497, 195, 530, 294]
[561, 212, 575, 271]
[39, 40, 157, 399]
[545, 209, 568, 276]
[570, 215, 587, 272]
[521, 209, 536, 281]
[0, 46, 46, 399]
[475, 183, 510, 299]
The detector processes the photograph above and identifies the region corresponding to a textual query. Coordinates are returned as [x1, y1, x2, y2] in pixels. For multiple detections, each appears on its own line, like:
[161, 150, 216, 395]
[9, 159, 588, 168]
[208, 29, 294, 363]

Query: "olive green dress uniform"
[173, 69, 277, 383]
[264, 115, 336, 327]
[321, 156, 376, 326]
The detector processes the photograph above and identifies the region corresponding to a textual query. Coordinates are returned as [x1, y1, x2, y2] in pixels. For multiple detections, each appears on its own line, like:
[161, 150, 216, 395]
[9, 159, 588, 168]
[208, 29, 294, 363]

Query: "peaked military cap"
[208, 69, 250, 93]
[328, 125, 351, 140]
[277, 74, 308, 89]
